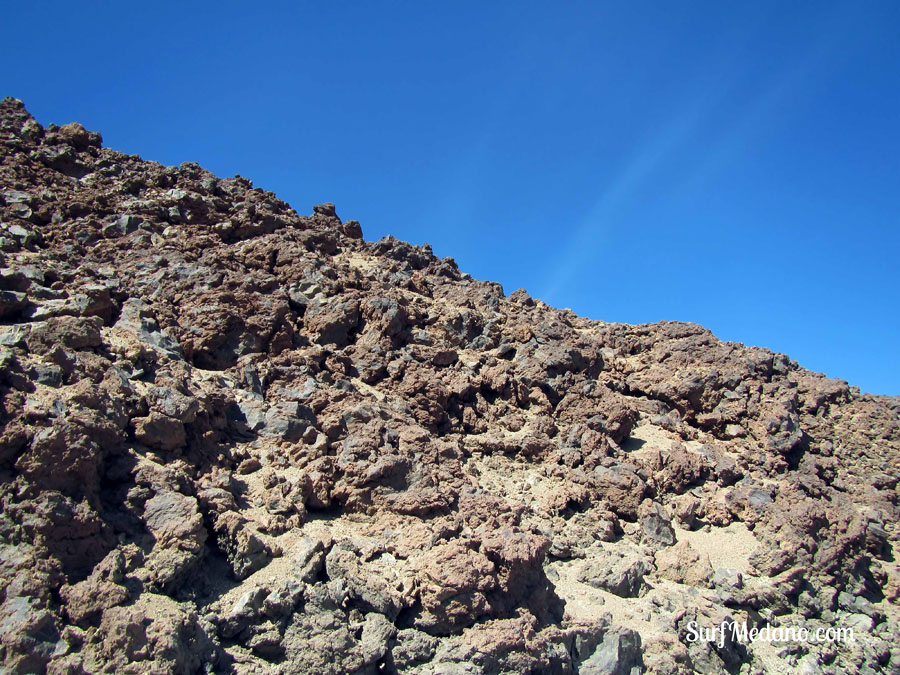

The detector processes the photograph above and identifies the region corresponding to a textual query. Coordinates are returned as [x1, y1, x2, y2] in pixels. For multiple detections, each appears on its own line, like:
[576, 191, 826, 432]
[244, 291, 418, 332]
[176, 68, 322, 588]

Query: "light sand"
[675, 521, 758, 574]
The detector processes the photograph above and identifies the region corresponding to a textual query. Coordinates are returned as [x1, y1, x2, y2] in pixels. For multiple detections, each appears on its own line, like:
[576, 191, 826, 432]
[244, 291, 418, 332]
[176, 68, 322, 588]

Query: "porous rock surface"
[0, 97, 898, 674]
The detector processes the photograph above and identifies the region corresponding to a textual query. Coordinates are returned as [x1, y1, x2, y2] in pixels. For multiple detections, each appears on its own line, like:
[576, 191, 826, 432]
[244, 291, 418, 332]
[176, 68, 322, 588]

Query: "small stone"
[237, 458, 262, 475]
[293, 536, 328, 583]
[2, 190, 32, 204]
[431, 349, 458, 367]
[7, 223, 29, 238]
[103, 214, 142, 236]
[0, 289, 27, 318]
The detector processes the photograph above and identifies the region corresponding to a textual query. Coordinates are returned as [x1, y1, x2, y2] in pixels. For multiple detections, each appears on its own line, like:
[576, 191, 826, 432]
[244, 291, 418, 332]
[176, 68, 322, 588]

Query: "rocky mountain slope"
[0, 97, 898, 674]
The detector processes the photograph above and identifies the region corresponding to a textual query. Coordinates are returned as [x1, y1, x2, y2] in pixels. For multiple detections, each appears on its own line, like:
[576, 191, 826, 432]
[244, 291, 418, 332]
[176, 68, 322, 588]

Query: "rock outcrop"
[0, 97, 898, 673]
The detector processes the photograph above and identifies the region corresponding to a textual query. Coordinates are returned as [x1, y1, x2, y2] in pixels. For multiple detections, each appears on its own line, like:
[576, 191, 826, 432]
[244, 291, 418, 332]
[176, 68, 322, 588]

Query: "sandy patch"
[675, 521, 758, 574]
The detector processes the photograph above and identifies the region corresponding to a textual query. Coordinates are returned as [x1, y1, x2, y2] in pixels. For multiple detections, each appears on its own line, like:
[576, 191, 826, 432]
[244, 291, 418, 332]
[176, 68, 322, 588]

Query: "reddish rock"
[0, 97, 896, 674]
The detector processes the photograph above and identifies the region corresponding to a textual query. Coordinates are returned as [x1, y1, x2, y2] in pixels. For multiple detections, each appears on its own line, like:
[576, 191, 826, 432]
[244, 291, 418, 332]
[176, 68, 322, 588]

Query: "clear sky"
[3, 2, 898, 394]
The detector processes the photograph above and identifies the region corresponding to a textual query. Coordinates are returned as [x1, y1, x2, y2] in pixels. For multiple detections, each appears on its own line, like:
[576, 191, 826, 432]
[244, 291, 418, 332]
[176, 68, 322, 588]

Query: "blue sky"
[3, 2, 898, 394]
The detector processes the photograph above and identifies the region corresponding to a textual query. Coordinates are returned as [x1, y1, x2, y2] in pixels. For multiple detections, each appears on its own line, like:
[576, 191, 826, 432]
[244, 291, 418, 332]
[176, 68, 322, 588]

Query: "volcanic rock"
[0, 97, 897, 673]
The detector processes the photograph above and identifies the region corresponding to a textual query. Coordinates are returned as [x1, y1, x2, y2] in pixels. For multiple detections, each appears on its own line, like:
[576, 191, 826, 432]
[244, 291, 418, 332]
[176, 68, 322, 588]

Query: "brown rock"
[133, 414, 186, 451]
[0, 98, 897, 675]
[414, 542, 498, 634]
[654, 541, 713, 587]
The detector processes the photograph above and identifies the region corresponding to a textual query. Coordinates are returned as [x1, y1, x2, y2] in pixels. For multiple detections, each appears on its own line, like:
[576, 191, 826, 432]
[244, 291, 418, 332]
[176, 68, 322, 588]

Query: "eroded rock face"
[0, 97, 898, 673]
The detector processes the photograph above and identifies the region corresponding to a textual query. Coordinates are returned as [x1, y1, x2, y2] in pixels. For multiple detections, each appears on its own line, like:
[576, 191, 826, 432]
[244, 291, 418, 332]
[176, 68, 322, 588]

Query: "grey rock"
[30, 363, 63, 387]
[6, 223, 30, 239]
[0, 289, 27, 318]
[1, 264, 42, 291]
[103, 213, 143, 236]
[432, 349, 459, 367]
[359, 612, 396, 665]
[293, 536, 327, 583]
[325, 545, 408, 620]
[0, 595, 65, 673]
[264, 401, 314, 441]
[388, 628, 440, 671]
[577, 548, 652, 598]
[261, 579, 303, 619]
[844, 612, 874, 633]
[748, 488, 773, 508]
[579, 627, 643, 675]
[797, 654, 825, 674]
[838, 591, 882, 621]
[234, 398, 315, 441]
[115, 298, 184, 359]
[0, 323, 28, 346]
[712, 567, 743, 591]
[2, 190, 33, 204]
[147, 386, 200, 423]
[641, 502, 676, 547]
[230, 587, 269, 618]
[142, 491, 206, 591]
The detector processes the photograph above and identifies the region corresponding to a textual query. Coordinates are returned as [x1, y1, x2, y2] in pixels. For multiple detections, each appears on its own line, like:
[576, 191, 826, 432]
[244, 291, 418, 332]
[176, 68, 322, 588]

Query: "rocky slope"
[0, 96, 898, 674]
